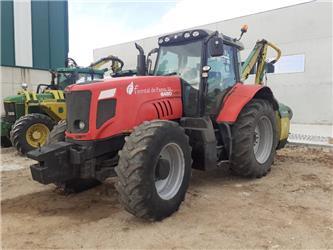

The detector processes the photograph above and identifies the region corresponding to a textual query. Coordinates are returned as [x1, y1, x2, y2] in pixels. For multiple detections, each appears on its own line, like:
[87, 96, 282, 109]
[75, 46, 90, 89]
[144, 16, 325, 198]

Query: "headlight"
[78, 121, 85, 130]
[74, 120, 85, 130]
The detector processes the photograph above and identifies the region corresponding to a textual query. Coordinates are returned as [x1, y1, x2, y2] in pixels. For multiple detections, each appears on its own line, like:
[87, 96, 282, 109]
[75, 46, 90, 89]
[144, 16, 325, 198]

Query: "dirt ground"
[1, 145, 332, 249]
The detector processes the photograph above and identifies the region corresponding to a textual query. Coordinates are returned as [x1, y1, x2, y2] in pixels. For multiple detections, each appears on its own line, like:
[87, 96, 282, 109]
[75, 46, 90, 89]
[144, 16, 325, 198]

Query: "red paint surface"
[216, 83, 264, 123]
[65, 76, 182, 140]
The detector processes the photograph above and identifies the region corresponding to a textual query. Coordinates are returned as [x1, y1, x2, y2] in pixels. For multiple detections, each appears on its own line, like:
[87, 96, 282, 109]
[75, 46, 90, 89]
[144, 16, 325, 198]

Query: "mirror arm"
[204, 31, 219, 44]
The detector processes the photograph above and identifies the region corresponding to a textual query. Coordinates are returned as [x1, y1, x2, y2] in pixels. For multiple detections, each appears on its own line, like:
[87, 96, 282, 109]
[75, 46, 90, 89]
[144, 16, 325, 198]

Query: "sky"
[68, 0, 311, 66]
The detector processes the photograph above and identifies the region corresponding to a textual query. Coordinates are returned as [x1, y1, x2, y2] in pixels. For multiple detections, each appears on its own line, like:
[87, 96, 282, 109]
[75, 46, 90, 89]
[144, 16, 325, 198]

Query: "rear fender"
[216, 83, 278, 123]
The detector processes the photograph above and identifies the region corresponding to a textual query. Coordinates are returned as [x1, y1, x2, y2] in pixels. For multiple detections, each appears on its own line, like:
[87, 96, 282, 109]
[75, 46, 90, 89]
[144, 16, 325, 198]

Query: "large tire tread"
[46, 120, 67, 145]
[115, 120, 191, 221]
[10, 113, 55, 154]
[230, 99, 277, 178]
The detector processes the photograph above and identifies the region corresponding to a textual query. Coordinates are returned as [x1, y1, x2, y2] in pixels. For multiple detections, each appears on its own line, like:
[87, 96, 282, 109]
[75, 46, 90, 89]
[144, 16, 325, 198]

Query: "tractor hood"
[3, 94, 25, 104]
[3, 91, 59, 104]
[65, 76, 183, 141]
[65, 75, 182, 95]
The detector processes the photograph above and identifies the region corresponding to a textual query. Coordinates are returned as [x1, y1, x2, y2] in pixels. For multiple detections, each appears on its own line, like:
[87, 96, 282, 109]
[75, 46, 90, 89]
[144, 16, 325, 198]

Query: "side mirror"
[147, 48, 158, 75]
[208, 37, 224, 57]
[266, 62, 275, 73]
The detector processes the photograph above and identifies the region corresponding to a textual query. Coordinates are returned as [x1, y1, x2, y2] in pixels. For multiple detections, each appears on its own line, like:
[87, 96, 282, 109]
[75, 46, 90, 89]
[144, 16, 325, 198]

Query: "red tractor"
[28, 28, 292, 221]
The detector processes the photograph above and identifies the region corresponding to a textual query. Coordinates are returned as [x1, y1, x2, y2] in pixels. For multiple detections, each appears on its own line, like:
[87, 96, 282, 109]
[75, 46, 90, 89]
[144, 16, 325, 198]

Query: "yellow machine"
[240, 25, 292, 148]
[4, 56, 124, 154]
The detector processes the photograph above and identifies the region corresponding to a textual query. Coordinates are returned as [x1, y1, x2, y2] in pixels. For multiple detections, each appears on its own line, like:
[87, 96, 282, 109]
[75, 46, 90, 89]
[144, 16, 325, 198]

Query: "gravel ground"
[1, 145, 332, 249]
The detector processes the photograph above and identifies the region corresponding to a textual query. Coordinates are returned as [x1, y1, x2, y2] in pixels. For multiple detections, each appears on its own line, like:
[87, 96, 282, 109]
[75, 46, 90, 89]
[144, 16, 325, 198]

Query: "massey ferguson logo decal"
[126, 81, 173, 96]
[126, 82, 136, 95]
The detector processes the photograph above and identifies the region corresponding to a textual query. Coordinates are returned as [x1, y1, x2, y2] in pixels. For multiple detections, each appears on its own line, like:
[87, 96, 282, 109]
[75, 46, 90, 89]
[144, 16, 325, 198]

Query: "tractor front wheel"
[1, 136, 12, 148]
[230, 99, 277, 178]
[115, 120, 192, 221]
[46, 119, 67, 144]
[10, 113, 54, 154]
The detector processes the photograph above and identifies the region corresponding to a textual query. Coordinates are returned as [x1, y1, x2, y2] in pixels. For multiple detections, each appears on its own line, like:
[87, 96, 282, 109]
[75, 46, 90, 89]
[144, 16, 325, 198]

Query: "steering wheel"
[65, 58, 78, 68]
[63, 58, 79, 81]
[36, 83, 58, 93]
[110, 56, 124, 73]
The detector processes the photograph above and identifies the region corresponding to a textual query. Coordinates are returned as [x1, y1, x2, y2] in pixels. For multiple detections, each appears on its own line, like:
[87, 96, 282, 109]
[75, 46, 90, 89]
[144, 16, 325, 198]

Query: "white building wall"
[94, 1, 333, 128]
[13, 0, 33, 67]
[0, 66, 51, 111]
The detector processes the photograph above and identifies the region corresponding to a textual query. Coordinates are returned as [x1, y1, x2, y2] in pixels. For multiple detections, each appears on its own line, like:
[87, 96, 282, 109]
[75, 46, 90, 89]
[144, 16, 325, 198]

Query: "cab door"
[204, 44, 239, 115]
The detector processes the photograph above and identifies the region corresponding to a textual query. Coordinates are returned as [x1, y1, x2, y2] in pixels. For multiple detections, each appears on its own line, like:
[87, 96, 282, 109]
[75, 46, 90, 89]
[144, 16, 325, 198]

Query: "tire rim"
[253, 116, 273, 164]
[154, 143, 185, 200]
[25, 123, 50, 148]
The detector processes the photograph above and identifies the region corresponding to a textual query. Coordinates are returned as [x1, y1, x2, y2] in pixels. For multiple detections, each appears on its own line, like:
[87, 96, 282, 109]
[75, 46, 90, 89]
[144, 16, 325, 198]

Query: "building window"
[242, 54, 305, 75]
[272, 54, 305, 74]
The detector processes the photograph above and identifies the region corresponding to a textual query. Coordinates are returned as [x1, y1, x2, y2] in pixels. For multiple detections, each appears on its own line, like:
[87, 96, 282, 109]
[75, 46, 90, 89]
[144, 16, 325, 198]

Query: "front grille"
[4, 102, 16, 122]
[96, 99, 116, 128]
[66, 91, 91, 133]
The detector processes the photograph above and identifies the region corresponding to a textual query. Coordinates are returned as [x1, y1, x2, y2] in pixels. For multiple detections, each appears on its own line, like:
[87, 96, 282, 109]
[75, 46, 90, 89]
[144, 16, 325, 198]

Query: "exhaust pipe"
[135, 43, 146, 76]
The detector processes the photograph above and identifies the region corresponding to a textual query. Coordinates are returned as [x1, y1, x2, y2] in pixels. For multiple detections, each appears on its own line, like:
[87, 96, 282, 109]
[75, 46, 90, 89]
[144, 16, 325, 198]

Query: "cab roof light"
[192, 31, 200, 37]
[184, 32, 190, 38]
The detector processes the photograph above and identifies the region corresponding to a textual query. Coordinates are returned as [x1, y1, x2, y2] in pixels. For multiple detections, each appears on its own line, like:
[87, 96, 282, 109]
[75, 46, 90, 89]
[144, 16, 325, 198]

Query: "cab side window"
[205, 45, 237, 115]
[207, 44, 236, 91]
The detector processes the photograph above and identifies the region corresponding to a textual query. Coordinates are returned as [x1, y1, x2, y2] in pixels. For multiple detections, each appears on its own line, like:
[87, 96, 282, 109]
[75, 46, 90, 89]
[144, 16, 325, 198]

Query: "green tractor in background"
[1, 57, 124, 154]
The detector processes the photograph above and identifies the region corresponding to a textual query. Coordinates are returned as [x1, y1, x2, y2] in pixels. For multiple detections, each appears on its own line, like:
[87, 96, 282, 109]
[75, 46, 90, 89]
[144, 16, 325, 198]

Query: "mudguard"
[216, 83, 278, 123]
[216, 83, 292, 149]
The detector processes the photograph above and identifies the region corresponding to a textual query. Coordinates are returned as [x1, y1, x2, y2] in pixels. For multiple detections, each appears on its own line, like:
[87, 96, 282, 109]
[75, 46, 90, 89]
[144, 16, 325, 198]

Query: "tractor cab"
[147, 29, 244, 117]
[37, 67, 105, 93]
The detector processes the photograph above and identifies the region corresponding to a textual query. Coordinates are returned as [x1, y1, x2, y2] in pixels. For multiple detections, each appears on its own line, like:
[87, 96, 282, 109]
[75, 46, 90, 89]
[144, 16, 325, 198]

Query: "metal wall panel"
[49, 0, 68, 69]
[31, 0, 50, 69]
[1, 0, 15, 66]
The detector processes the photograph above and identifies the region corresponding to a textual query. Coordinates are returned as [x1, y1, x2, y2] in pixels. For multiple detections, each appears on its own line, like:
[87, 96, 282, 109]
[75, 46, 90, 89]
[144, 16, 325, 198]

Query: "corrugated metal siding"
[49, 0, 69, 69]
[1, 0, 15, 66]
[0, 0, 68, 70]
[31, 0, 50, 69]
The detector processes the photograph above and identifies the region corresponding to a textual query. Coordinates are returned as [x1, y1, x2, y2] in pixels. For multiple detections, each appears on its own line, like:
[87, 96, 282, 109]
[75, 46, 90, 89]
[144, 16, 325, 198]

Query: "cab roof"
[158, 29, 244, 50]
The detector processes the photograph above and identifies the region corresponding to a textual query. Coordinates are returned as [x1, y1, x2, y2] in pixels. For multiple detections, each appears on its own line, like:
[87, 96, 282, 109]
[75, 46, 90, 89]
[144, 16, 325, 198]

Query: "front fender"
[216, 83, 277, 123]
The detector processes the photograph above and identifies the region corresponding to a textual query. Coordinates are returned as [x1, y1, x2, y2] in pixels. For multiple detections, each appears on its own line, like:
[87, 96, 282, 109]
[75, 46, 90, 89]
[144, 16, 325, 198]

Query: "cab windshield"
[57, 72, 104, 89]
[154, 40, 202, 89]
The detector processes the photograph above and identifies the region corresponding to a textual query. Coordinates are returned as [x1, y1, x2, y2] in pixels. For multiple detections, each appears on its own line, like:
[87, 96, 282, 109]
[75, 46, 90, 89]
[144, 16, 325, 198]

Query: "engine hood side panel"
[65, 76, 183, 141]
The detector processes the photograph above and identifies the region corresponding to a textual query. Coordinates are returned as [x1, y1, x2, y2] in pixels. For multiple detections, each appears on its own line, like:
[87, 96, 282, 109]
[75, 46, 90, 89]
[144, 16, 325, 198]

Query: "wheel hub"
[155, 158, 171, 180]
[253, 116, 274, 164]
[154, 143, 185, 200]
[32, 131, 42, 140]
[26, 123, 50, 148]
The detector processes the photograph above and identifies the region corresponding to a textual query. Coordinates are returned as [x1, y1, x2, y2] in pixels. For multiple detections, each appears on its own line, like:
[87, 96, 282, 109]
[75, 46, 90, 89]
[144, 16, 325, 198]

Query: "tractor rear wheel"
[115, 120, 192, 221]
[230, 99, 277, 178]
[10, 113, 54, 154]
[46, 120, 101, 193]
